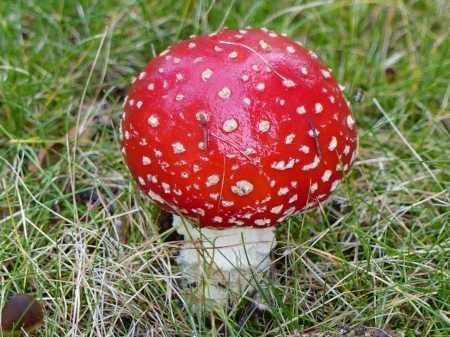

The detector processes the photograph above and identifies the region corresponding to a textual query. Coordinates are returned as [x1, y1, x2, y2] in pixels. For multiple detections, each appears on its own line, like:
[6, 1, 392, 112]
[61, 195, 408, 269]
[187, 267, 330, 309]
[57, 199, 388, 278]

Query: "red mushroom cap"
[121, 28, 358, 229]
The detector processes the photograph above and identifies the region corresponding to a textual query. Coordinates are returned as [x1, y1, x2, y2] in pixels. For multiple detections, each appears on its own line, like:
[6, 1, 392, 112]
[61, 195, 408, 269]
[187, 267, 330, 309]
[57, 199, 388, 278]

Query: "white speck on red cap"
[206, 175, 220, 187]
[322, 170, 332, 182]
[315, 103, 323, 113]
[231, 180, 254, 196]
[254, 219, 271, 226]
[302, 156, 320, 171]
[142, 157, 151, 165]
[173, 58, 180, 64]
[271, 159, 296, 170]
[259, 121, 270, 132]
[321, 70, 331, 78]
[278, 187, 289, 196]
[301, 67, 308, 75]
[347, 115, 355, 129]
[271, 205, 283, 214]
[213, 216, 223, 223]
[172, 142, 185, 154]
[229, 51, 238, 58]
[223, 119, 238, 132]
[285, 134, 295, 144]
[297, 106, 306, 114]
[328, 137, 337, 150]
[148, 115, 159, 127]
[289, 194, 298, 203]
[286, 46, 295, 54]
[218, 87, 231, 98]
[202, 69, 213, 81]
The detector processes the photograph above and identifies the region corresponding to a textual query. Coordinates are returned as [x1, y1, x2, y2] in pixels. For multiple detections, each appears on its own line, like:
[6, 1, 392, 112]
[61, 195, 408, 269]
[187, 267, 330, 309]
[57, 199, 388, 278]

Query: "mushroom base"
[173, 216, 276, 304]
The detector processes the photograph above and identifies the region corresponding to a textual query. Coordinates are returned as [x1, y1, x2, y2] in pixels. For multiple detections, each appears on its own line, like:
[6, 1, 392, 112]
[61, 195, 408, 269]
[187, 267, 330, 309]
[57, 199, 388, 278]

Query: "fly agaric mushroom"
[1, 293, 44, 336]
[120, 28, 357, 302]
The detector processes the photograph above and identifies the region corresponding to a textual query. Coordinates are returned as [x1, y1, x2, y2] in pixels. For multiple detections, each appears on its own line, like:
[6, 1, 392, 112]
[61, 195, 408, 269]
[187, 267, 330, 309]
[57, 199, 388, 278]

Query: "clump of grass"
[1, 0, 449, 336]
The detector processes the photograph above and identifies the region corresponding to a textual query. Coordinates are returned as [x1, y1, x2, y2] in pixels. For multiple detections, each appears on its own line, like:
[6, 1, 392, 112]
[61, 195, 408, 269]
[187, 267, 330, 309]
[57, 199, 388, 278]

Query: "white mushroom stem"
[173, 215, 276, 303]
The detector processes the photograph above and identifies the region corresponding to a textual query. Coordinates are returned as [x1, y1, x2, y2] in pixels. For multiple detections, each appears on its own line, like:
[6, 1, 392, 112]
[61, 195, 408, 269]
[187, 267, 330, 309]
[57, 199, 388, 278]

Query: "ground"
[0, 1, 449, 336]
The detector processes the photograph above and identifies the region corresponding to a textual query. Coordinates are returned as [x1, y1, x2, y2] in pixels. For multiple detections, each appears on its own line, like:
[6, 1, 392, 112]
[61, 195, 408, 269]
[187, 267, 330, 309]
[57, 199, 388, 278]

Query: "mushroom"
[120, 28, 358, 303]
[1, 293, 44, 336]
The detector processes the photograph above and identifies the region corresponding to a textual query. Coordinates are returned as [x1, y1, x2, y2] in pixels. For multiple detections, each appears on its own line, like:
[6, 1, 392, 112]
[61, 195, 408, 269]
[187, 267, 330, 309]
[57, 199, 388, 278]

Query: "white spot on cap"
[259, 40, 271, 50]
[309, 51, 319, 58]
[124, 131, 130, 140]
[223, 119, 238, 132]
[148, 115, 159, 127]
[129, 99, 134, 106]
[278, 187, 289, 196]
[244, 97, 251, 105]
[347, 115, 355, 129]
[271, 205, 283, 214]
[301, 67, 308, 75]
[283, 79, 296, 87]
[328, 137, 337, 151]
[189, 42, 196, 49]
[194, 57, 203, 63]
[289, 194, 298, 203]
[158, 68, 164, 73]
[229, 51, 238, 58]
[181, 172, 189, 178]
[254, 219, 271, 226]
[322, 170, 332, 182]
[214, 46, 223, 51]
[210, 193, 219, 200]
[149, 190, 165, 203]
[302, 156, 321, 171]
[259, 121, 270, 132]
[242, 74, 249, 81]
[315, 103, 323, 113]
[193, 165, 200, 172]
[218, 87, 231, 98]
[297, 106, 306, 114]
[269, 32, 277, 37]
[138, 72, 146, 80]
[176, 74, 183, 80]
[231, 180, 254, 196]
[176, 94, 184, 101]
[286, 46, 295, 54]
[222, 200, 234, 207]
[256, 83, 265, 91]
[193, 208, 205, 216]
[163, 81, 168, 88]
[329, 96, 335, 103]
[154, 149, 162, 157]
[321, 70, 331, 78]
[300, 145, 309, 153]
[148, 83, 154, 90]
[330, 179, 342, 191]
[285, 134, 295, 144]
[174, 58, 180, 64]
[343, 145, 350, 155]
[206, 175, 220, 187]
[202, 69, 213, 81]
[271, 159, 296, 170]
[162, 183, 171, 193]
[138, 177, 145, 185]
[213, 216, 223, 223]
[172, 142, 185, 154]
[252, 65, 259, 71]
[239, 29, 247, 34]
[142, 156, 151, 165]
[339, 84, 346, 91]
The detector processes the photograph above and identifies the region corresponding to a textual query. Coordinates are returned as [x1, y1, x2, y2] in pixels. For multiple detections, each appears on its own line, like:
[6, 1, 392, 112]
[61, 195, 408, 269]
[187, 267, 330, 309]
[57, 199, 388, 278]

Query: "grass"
[0, 0, 449, 336]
